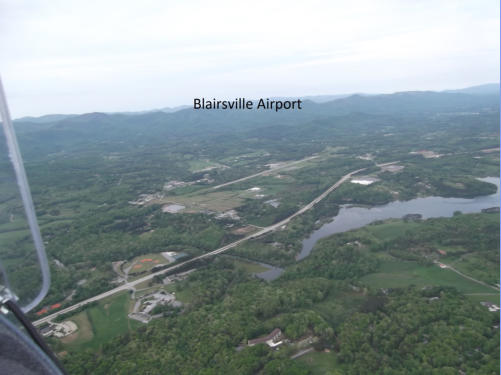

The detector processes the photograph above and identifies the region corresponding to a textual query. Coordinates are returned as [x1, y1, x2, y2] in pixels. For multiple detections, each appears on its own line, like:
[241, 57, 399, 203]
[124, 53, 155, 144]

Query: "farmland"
[2, 88, 496, 374]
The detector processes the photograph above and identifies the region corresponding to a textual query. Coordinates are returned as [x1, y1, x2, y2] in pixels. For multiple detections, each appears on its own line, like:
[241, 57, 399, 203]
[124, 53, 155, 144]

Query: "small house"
[248, 328, 283, 348]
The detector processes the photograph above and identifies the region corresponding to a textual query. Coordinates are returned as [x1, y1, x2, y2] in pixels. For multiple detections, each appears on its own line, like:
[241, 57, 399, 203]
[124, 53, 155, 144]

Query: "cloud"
[0, 0, 498, 117]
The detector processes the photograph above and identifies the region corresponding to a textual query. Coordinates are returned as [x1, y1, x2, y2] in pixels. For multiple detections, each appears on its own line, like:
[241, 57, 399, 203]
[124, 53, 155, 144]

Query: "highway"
[33, 166, 365, 326]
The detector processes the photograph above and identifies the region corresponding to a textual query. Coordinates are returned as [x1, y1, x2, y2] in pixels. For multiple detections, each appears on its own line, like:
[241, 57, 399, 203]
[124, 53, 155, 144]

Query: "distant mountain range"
[15, 105, 190, 123]
[299, 83, 499, 103]
[13, 83, 499, 123]
[6, 83, 498, 163]
[443, 83, 499, 95]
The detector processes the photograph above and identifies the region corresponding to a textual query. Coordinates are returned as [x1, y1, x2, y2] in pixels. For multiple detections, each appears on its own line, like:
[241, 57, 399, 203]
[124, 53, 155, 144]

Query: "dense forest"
[60, 213, 500, 374]
[4, 90, 495, 308]
[0, 90, 499, 373]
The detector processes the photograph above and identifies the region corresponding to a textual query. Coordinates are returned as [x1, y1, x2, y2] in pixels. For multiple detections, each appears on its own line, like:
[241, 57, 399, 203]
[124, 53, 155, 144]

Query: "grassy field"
[164, 283, 194, 304]
[133, 280, 159, 292]
[463, 293, 500, 305]
[297, 351, 342, 375]
[350, 215, 500, 302]
[60, 311, 94, 346]
[219, 150, 270, 164]
[447, 252, 500, 285]
[360, 260, 496, 294]
[60, 292, 140, 351]
[188, 159, 225, 172]
[162, 190, 244, 212]
[158, 154, 328, 214]
[125, 252, 168, 277]
[229, 258, 269, 274]
[241, 175, 298, 196]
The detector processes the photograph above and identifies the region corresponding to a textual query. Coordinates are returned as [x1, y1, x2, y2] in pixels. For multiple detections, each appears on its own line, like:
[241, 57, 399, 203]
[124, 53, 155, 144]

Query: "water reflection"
[298, 177, 500, 260]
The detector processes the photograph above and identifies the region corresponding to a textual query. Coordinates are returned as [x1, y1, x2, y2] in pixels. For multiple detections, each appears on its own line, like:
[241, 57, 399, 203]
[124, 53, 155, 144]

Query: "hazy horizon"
[1, 0, 499, 118]
[10, 81, 499, 120]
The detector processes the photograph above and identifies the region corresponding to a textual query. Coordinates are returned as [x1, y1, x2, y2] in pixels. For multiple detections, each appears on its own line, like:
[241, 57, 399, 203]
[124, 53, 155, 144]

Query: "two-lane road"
[34, 167, 365, 326]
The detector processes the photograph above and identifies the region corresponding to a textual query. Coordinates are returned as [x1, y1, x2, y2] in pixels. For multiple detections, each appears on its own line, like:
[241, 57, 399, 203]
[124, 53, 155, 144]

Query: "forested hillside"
[0, 90, 499, 374]
[61, 213, 500, 374]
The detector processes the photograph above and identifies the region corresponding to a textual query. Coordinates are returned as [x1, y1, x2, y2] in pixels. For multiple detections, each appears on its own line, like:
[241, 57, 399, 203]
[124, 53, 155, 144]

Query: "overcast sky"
[0, 0, 499, 118]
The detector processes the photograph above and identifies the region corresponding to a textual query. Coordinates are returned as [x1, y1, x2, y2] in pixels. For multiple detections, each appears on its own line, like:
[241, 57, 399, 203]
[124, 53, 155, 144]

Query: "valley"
[0, 89, 499, 374]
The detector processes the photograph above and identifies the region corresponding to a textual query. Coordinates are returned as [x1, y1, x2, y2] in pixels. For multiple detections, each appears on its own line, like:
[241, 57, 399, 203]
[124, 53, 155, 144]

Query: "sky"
[0, 0, 499, 118]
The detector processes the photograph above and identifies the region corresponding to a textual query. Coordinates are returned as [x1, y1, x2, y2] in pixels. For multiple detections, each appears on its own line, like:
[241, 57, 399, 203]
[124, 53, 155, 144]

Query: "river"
[297, 177, 500, 261]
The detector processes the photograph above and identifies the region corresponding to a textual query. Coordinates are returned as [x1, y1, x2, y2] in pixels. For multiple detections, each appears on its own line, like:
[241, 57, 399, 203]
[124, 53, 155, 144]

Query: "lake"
[255, 264, 284, 281]
[297, 177, 500, 260]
